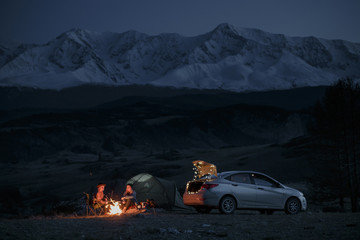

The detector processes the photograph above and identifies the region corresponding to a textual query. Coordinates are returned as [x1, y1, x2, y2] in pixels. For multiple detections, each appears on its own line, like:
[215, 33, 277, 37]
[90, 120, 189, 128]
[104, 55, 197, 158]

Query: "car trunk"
[192, 160, 217, 180]
[185, 160, 218, 194]
[186, 178, 218, 193]
[186, 180, 206, 193]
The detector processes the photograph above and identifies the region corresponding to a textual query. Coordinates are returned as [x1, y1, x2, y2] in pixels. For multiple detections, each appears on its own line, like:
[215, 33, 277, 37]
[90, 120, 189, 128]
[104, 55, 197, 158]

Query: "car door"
[251, 173, 285, 209]
[225, 173, 258, 208]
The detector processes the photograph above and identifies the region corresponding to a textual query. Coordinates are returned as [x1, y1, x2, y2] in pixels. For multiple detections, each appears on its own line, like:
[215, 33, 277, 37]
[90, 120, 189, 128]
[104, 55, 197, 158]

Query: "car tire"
[195, 206, 211, 214]
[219, 196, 236, 214]
[285, 197, 301, 214]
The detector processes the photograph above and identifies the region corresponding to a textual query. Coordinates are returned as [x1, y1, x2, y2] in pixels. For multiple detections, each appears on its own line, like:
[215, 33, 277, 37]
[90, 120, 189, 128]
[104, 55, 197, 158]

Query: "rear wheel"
[195, 206, 211, 214]
[219, 196, 236, 214]
[285, 197, 301, 214]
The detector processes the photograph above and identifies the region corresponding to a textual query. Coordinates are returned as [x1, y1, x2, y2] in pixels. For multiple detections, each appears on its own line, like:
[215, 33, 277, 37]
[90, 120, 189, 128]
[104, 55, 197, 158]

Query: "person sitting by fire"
[121, 184, 137, 212]
[93, 183, 108, 210]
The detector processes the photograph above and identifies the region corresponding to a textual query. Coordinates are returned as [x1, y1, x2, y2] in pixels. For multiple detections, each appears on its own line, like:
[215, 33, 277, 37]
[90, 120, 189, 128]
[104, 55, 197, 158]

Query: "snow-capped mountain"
[0, 23, 359, 91]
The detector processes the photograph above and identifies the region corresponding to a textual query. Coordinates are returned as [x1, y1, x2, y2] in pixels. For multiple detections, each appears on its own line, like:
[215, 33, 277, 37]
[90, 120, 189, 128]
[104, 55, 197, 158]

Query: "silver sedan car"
[183, 162, 307, 214]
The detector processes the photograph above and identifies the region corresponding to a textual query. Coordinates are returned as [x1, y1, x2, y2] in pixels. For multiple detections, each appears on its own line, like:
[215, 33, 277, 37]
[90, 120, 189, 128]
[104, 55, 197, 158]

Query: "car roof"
[219, 171, 284, 184]
[218, 171, 275, 179]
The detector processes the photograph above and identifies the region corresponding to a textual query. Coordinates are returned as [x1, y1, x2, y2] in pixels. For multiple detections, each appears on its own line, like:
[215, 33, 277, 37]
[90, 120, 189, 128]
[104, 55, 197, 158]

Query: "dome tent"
[126, 173, 187, 209]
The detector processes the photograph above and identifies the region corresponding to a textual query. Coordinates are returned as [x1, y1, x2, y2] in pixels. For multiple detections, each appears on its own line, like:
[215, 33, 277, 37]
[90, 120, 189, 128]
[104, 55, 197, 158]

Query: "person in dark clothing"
[121, 184, 137, 212]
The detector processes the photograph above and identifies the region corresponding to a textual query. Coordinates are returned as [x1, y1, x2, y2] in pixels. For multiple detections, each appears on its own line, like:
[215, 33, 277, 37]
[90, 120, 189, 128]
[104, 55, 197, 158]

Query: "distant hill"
[0, 85, 326, 110]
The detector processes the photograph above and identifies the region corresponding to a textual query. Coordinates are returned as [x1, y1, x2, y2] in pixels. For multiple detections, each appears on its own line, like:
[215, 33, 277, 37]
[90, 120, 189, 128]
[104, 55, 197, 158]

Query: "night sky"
[1, 0, 360, 44]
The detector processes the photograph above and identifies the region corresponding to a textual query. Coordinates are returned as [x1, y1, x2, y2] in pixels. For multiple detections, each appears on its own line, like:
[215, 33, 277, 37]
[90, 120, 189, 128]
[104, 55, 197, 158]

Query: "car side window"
[227, 173, 251, 184]
[252, 174, 278, 187]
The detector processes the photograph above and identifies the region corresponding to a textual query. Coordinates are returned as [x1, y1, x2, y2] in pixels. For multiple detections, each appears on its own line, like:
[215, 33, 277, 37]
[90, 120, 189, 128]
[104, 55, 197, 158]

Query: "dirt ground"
[1, 210, 359, 240]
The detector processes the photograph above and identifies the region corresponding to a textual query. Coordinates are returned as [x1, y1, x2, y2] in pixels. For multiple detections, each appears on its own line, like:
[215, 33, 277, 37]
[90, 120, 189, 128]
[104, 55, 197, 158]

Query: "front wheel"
[219, 196, 236, 214]
[285, 197, 301, 214]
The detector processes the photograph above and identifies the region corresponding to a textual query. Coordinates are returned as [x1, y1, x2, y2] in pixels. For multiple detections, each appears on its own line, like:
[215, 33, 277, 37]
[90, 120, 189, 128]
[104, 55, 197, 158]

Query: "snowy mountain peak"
[0, 24, 359, 91]
[209, 23, 242, 39]
[214, 23, 237, 33]
[55, 28, 89, 42]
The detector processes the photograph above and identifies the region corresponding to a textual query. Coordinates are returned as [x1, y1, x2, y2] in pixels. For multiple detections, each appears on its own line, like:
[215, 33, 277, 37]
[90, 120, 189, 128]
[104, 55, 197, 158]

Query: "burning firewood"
[107, 199, 122, 215]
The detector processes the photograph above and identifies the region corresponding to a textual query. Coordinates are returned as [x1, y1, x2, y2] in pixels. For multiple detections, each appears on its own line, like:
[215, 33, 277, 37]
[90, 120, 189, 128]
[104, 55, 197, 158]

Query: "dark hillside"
[0, 85, 325, 110]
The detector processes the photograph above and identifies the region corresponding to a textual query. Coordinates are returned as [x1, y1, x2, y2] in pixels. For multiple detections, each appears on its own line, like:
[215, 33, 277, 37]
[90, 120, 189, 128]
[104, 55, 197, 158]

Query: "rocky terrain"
[1, 211, 360, 240]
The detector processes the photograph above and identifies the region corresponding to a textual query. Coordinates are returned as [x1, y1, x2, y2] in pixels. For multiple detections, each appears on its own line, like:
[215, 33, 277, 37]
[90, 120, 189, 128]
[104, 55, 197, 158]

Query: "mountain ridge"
[0, 23, 359, 91]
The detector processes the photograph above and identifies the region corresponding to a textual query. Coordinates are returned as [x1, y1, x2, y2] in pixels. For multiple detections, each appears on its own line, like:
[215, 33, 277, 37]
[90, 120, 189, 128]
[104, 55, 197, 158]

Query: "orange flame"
[107, 199, 122, 215]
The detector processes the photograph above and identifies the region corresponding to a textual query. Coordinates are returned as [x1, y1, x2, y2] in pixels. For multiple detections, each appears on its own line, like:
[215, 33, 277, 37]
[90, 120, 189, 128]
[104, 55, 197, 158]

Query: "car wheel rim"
[288, 200, 299, 213]
[223, 199, 234, 213]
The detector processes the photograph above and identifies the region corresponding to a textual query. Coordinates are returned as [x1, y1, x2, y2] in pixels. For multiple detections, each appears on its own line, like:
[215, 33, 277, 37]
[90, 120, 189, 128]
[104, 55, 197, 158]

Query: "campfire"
[107, 199, 122, 215]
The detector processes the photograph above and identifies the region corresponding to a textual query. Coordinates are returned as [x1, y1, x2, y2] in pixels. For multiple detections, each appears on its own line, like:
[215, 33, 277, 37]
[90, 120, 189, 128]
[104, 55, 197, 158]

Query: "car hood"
[283, 185, 304, 196]
[192, 160, 217, 179]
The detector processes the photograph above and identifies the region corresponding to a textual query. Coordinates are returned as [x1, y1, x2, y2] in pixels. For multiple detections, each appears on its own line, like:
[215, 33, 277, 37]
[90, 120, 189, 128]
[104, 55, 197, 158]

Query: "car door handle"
[232, 184, 238, 186]
[257, 187, 264, 190]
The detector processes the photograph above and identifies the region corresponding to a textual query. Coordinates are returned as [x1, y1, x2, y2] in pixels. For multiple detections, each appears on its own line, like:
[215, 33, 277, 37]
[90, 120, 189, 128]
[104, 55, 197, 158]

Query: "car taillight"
[201, 184, 219, 190]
